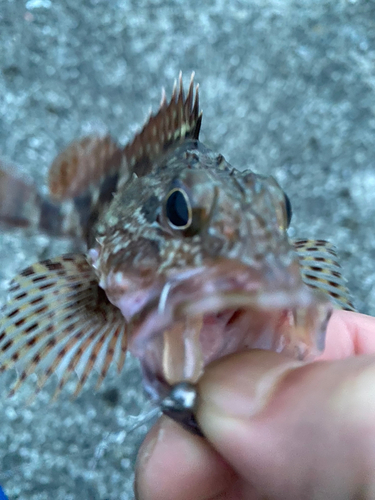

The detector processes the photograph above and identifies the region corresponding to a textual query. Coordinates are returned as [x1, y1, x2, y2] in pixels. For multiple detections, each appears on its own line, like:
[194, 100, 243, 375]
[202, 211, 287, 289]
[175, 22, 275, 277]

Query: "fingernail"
[197, 350, 302, 420]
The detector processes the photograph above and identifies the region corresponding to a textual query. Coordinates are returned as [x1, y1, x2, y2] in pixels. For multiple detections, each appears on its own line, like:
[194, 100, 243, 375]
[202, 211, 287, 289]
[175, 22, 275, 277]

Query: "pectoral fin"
[0, 254, 127, 399]
[293, 238, 356, 311]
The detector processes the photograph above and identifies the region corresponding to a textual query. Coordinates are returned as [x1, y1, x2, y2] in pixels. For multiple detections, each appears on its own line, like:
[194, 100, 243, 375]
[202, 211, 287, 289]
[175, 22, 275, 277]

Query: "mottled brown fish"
[0, 73, 355, 431]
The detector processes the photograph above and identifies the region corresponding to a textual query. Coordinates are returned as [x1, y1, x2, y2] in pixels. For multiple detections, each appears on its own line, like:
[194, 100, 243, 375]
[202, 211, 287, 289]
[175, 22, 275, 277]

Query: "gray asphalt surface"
[1, 0, 375, 499]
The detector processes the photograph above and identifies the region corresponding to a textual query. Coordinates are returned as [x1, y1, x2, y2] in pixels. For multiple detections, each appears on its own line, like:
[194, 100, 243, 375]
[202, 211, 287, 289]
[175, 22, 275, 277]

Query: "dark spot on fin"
[98, 172, 120, 205]
[71, 169, 120, 238]
[73, 193, 93, 235]
[123, 72, 202, 178]
[48, 135, 124, 201]
[0, 254, 128, 399]
[71, 166, 118, 244]
[293, 238, 356, 311]
[48, 135, 126, 243]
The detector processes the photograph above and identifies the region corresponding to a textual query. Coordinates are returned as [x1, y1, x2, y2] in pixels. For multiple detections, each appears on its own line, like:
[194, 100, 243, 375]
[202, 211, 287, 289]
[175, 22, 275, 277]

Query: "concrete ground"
[0, 0, 375, 498]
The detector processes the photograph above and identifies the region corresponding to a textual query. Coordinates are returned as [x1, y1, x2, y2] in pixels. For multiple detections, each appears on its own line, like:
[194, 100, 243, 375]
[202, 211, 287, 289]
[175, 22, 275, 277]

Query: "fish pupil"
[166, 190, 190, 227]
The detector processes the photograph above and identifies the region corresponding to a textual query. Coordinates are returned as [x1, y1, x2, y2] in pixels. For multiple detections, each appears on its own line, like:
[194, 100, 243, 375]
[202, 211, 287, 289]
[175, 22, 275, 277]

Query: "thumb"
[196, 350, 375, 500]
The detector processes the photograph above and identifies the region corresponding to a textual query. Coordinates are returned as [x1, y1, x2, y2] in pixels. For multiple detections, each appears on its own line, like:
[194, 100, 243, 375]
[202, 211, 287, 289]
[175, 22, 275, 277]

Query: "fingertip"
[196, 345, 375, 498]
[197, 350, 302, 420]
[319, 310, 375, 360]
[195, 350, 304, 485]
[135, 416, 236, 500]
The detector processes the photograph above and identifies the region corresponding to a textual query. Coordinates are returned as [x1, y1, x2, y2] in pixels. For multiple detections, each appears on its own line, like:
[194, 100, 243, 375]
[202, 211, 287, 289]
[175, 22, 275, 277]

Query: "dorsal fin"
[48, 135, 126, 244]
[48, 135, 124, 201]
[123, 72, 202, 177]
[0, 137, 126, 242]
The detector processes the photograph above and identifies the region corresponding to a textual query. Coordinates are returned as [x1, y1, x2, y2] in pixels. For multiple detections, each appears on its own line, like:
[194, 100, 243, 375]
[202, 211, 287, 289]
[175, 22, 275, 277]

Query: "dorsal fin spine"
[122, 73, 202, 177]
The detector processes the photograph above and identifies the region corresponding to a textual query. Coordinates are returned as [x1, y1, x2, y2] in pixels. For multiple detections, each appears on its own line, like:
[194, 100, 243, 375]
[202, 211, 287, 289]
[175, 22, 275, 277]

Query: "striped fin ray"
[121, 72, 202, 179]
[293, 239, 356, 311]
[51, 314, 126, 400]
[0, 254, 127, 399]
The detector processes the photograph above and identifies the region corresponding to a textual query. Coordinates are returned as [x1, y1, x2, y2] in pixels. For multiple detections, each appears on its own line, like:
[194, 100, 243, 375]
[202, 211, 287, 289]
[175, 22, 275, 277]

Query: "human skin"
[134, 311, 375, 500]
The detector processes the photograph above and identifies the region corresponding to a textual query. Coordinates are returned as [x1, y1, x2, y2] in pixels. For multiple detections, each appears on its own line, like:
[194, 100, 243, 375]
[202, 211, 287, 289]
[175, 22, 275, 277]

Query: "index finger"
[317, 310, 375, 360]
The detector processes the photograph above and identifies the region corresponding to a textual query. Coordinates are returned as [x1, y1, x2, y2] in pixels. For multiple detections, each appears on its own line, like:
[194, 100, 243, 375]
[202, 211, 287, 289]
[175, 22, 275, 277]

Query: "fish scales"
[0, 73, 355, 432]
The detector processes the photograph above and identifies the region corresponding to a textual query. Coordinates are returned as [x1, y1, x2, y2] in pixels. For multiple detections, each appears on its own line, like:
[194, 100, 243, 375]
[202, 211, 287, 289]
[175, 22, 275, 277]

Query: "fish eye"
[165, 188, 192, 229]
[284, 192, 292, 226]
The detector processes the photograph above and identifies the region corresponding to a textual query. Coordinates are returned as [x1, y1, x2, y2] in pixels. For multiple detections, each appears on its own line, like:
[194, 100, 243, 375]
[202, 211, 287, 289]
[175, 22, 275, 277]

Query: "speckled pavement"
[0, 1, 374, 499]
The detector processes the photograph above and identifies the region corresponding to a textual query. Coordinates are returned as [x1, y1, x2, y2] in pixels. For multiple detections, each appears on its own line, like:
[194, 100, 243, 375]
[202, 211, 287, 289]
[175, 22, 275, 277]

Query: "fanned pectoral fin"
[0, 254, 127, 399]
[293, 239, 356, 311]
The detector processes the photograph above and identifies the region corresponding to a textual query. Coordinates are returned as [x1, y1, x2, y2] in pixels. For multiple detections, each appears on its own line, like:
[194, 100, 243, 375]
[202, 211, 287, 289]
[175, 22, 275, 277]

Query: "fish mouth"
[131, 276, 331, 356]
[124, 259, 332, 400]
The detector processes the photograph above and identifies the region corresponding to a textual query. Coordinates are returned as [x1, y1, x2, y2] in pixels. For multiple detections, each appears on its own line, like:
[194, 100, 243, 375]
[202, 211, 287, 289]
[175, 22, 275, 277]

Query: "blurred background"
[0, 0, 374, 498]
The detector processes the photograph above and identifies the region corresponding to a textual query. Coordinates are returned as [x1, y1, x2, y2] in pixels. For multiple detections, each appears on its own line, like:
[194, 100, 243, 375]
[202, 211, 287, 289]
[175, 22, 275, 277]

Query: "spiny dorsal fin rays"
[122, 72, 202, 179]
[0, 254, 127, 399]
[1, 75, 200, 240]
[293, 238, 356, 312]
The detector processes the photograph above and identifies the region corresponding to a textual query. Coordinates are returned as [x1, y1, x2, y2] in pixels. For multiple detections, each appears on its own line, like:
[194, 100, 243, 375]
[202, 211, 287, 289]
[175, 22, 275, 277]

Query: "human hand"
[135, 310, 375, 500]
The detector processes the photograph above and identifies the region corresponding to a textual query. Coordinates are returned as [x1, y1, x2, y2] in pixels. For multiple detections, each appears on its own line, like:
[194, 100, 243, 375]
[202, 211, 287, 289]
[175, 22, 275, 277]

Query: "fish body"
[0, 74, 355, 422]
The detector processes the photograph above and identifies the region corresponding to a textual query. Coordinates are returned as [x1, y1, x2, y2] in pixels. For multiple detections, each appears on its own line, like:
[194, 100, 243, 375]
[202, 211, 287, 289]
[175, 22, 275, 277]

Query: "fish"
[0, 73, 355, 432]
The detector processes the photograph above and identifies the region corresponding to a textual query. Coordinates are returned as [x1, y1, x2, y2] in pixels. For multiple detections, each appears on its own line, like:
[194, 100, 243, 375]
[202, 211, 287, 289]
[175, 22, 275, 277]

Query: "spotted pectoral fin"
[293, 238, 356, 311]
[0, 254, 127, 399]
[122, 72, 202, 180]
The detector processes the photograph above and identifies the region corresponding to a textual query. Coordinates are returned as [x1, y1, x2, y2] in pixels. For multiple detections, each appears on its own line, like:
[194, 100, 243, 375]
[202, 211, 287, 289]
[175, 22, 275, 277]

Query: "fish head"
[91, 144, 331, 400]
